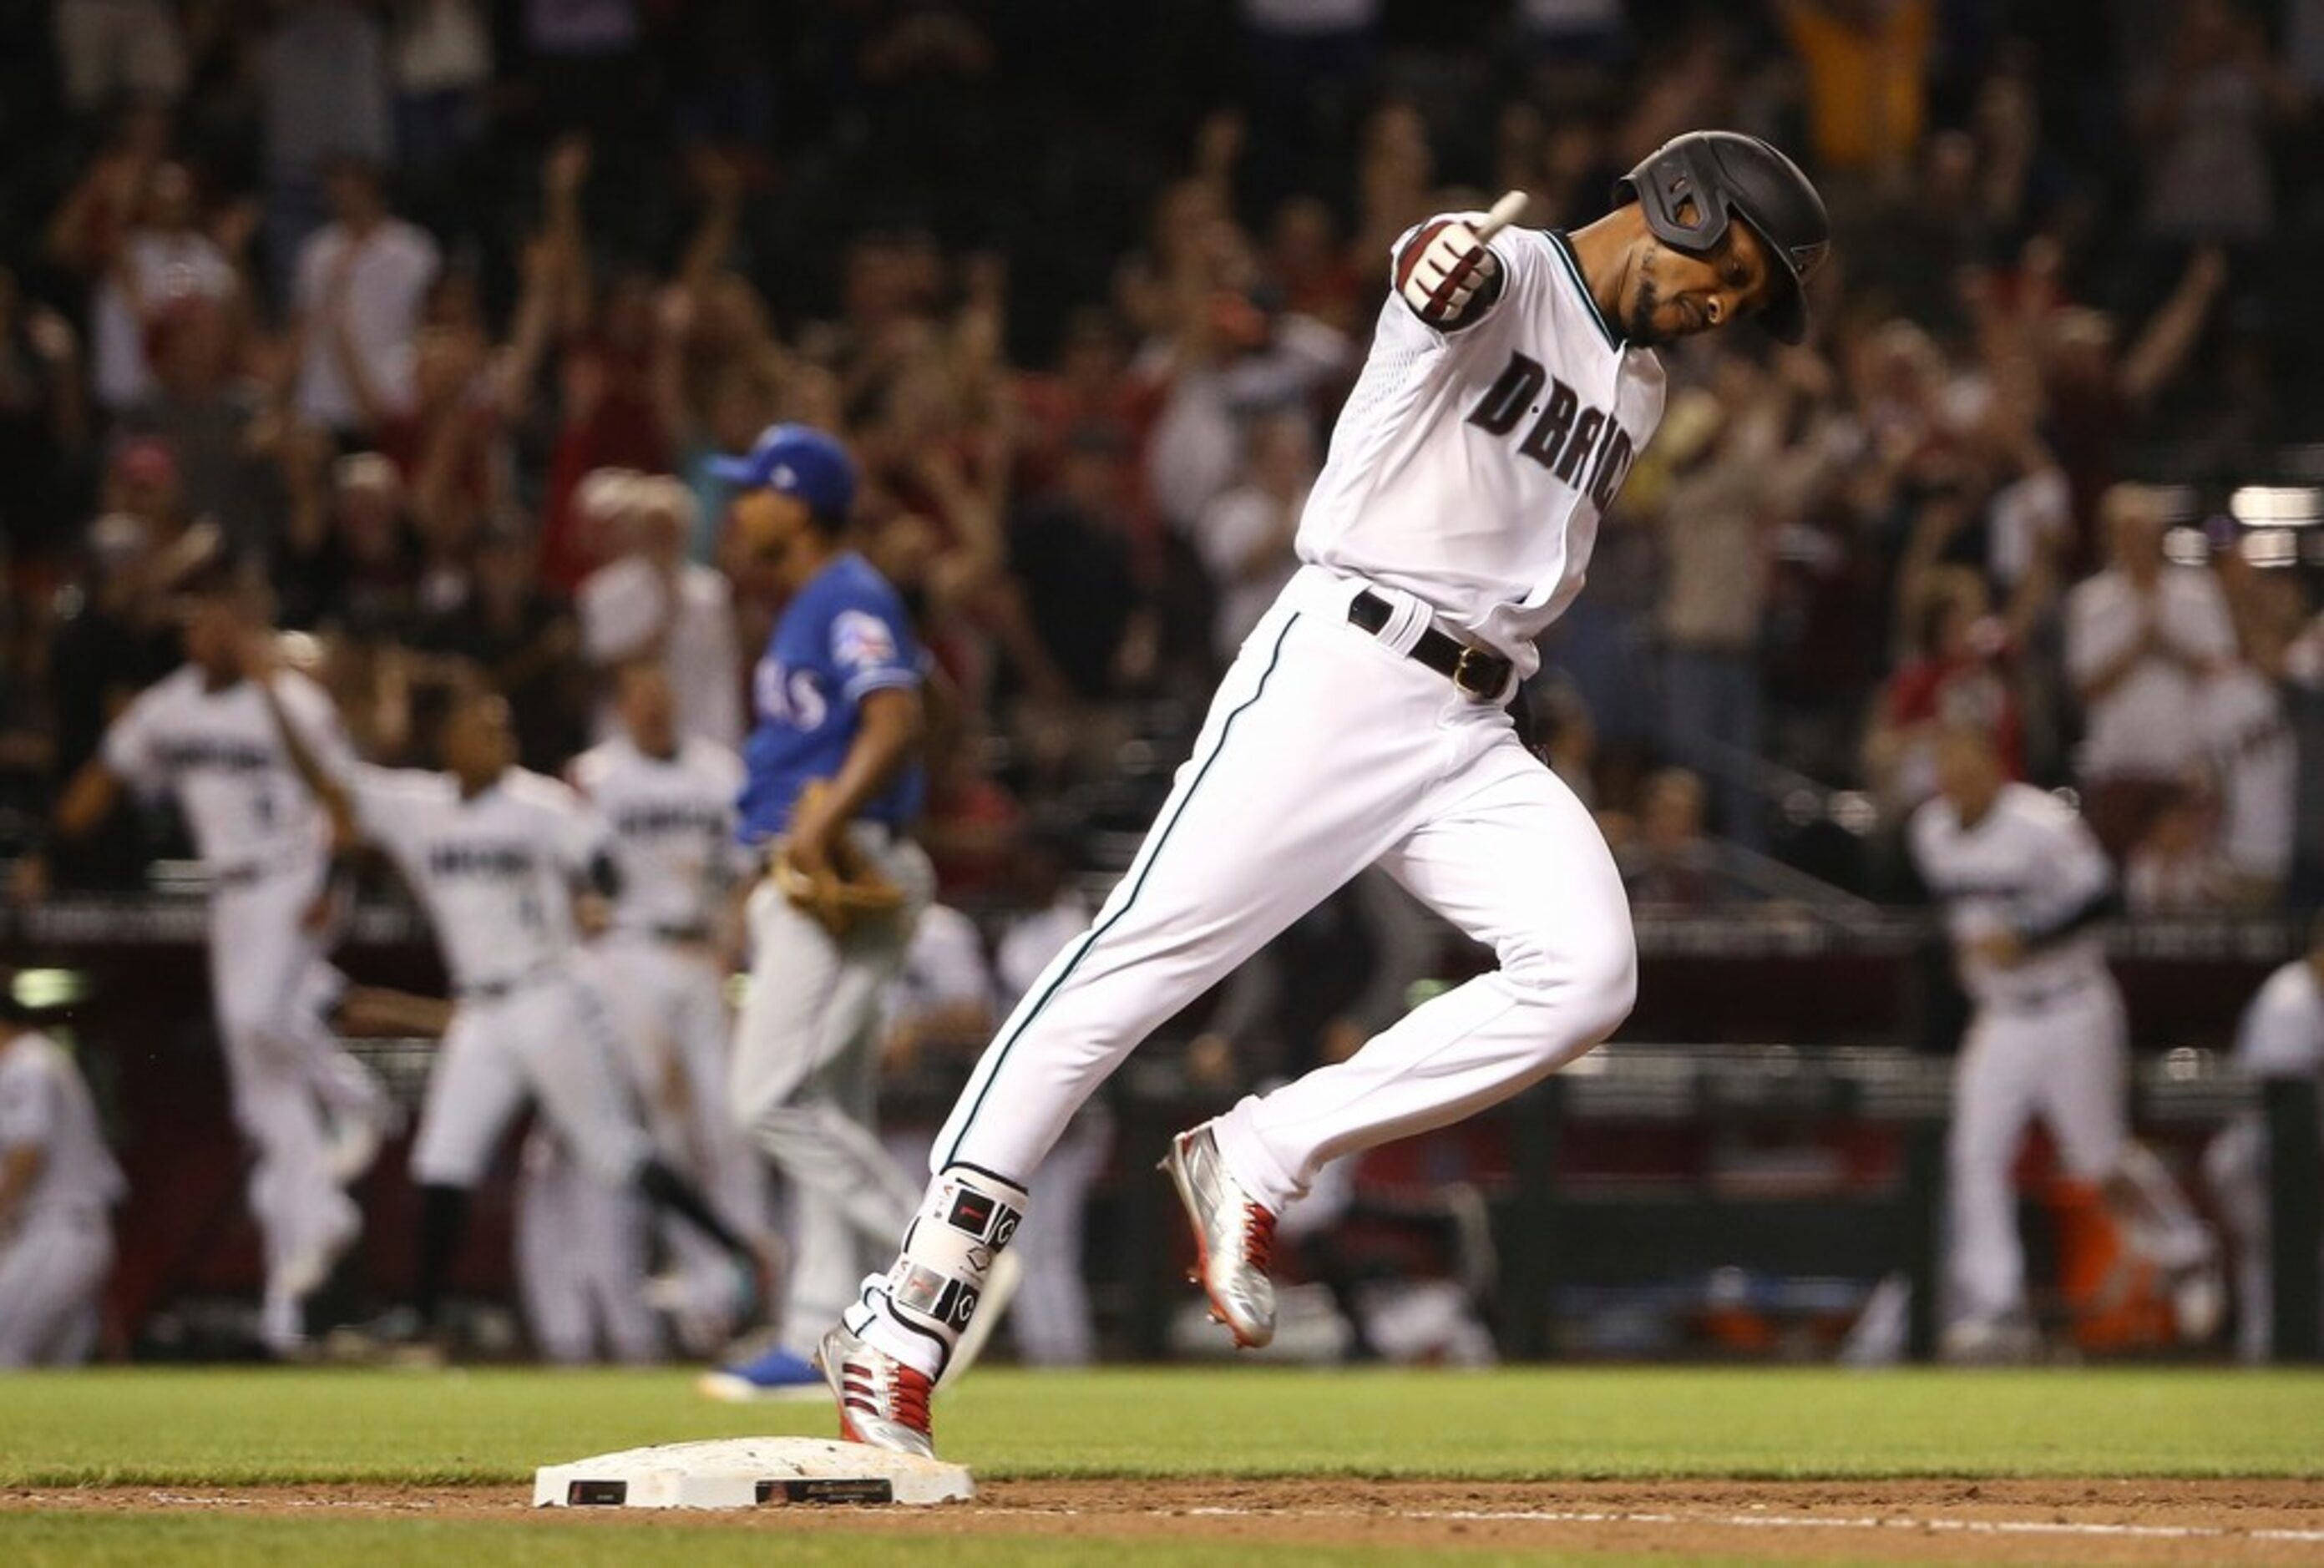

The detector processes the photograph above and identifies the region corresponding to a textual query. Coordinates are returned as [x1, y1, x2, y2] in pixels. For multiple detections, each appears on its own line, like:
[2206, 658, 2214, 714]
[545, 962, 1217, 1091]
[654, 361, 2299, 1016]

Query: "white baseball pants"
[408, 967, 651, 1190]
[514, 1130, 660, 1364]
[593, 936, 767, 1343]
[1946, 982, 2128, 1327]
[934, 566, 1638, 1211]
[0, 1210, 111, 1367]
[207, 861, 382, 1282]
[732, 832, 934, 1356]
[1009, 1104, 1113, 1366]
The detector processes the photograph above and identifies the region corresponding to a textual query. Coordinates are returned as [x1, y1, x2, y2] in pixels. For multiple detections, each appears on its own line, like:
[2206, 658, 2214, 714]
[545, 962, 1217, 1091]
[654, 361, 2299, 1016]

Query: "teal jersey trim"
[1547, 230, 1623, 352]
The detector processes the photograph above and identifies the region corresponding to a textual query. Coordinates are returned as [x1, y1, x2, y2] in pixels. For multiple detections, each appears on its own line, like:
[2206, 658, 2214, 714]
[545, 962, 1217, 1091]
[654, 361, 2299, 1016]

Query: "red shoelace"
[1243, 1202, 1277, 1270]
[844, 1360, 934, 1435]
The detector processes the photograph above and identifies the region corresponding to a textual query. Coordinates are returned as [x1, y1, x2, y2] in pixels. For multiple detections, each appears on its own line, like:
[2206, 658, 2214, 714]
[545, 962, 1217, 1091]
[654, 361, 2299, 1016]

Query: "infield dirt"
[8, 1477, 2322, 1563]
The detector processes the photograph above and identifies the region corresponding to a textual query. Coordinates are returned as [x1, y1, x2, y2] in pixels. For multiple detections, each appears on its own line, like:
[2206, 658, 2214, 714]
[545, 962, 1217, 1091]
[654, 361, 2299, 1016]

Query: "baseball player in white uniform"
[41, 577, 389, 1352]
[254, 674, 766, 1348]
[0, 985, 127, 1367]
[1909, 725, 2216, 1357]
[820, 131, 1835, 1456]
[514, 1125, 662, 1364]
[2204, 917, 2324, 1359]
[991, 838, 1107, 1368]
[570, 661, 767, 1353]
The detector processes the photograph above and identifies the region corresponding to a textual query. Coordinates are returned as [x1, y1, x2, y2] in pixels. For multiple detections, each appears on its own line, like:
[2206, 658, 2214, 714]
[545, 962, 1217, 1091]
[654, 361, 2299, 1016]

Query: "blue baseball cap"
[709, 423, 858, 523]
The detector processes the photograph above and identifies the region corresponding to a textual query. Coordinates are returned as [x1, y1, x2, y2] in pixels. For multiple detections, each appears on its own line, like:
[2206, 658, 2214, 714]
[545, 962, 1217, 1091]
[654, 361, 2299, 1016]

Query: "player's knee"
[1500, 919, 1636, 1042]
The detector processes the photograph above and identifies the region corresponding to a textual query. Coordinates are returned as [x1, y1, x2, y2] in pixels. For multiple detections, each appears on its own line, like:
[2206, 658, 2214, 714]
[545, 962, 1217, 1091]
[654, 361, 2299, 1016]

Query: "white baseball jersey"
[350, 766, 610, 992]
[2200, 664, 2297, 882]
[0, 1034, 127, 1222]
[1909, 783, 2115, 1010]
[569, 736, 747, 938]
[889, 903, 997, 1029]
[103, 668, 354, 871]
[2235, 959, 2324, 1078]
[1296, 220, 1668, 672]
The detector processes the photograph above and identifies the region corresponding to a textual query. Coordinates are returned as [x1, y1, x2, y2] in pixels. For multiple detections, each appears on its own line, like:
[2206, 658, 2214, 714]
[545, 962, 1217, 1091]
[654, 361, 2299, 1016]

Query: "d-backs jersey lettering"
[570, 735, 748, 936]
[1297, 220, 1668, 674]
[103, 668, 354, 871]
[351, 767, 611, 991]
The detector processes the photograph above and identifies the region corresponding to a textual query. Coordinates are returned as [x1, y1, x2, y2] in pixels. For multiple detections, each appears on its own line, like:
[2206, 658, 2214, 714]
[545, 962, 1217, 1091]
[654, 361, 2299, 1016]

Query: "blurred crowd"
[6, 0, 2324, 959]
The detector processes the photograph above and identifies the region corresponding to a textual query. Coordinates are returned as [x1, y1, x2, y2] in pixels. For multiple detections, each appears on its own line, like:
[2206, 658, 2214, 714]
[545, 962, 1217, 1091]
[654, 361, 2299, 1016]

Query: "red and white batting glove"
[1398, 219, 1501, 328]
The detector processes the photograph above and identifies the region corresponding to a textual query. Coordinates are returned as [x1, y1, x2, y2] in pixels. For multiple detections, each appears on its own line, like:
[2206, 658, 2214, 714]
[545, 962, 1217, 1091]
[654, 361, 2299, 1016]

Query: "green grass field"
[3, 1366, 2319, 1565]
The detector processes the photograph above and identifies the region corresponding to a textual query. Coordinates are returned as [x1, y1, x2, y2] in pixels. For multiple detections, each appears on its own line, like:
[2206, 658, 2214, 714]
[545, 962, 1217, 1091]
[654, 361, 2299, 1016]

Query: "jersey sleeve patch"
[832, 607, 917, 698]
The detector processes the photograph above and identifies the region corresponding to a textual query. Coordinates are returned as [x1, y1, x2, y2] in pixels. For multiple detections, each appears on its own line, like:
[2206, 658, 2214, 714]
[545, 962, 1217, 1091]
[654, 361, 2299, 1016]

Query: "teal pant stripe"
[939, 612, 1303, 1168]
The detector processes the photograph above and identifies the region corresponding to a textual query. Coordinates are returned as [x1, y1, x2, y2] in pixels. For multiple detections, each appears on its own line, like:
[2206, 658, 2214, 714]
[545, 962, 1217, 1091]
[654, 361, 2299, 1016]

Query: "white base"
[534, 1437, 974, 1509]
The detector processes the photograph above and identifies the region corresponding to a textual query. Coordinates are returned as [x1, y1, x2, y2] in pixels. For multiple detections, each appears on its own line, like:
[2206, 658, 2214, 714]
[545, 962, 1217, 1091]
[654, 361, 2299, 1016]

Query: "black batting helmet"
[1613, 131, 1830, 344]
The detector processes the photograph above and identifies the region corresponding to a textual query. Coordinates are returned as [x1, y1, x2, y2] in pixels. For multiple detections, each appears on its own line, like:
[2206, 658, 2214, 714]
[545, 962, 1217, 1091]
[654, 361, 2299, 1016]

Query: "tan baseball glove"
[773, 781, 904, 938]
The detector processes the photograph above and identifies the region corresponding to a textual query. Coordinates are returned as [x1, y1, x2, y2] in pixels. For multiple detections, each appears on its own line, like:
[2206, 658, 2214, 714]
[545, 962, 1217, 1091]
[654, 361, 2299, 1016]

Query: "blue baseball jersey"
[737, 552, 927, 843]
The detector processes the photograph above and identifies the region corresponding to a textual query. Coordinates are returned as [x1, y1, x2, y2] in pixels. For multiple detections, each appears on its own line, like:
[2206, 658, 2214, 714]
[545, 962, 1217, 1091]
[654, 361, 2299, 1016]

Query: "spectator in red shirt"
[1866, 565, 2023, 817]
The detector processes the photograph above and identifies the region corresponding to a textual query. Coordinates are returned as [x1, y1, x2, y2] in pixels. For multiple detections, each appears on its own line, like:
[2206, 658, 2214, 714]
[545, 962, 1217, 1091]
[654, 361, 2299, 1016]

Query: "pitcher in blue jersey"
[702, 425, 941, 1399]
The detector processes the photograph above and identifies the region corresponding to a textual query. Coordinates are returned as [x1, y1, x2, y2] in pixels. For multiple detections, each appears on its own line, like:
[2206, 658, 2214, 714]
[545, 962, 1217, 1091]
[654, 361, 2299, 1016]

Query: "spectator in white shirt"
[288, 160, 439, 436]
[1192, 409, 1314, 661]
[578, 474, 742, 750]
[90, 163, 236, 414]
[2063, 483, 2235, 857]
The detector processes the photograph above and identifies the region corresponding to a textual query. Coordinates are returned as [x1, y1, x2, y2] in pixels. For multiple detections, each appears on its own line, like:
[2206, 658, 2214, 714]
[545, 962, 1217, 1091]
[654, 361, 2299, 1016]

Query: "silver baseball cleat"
[818, 1321, 937, 1459]
[1160, 1124, 1278, 1348]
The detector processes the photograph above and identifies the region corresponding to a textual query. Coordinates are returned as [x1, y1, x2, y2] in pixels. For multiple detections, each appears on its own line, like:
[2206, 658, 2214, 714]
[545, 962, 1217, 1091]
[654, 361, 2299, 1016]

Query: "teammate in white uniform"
[0, 987, 128, 1367]
[820, 131, 1834, 1455]
[41, 578, 388, 1352]
[1909, 726, 2215, 1356]
[255, 675, 765, 1348]
[2203, 918, 2324, 1359]
[991, 853, 1107, 1368]
[570, 662, 766, 1353]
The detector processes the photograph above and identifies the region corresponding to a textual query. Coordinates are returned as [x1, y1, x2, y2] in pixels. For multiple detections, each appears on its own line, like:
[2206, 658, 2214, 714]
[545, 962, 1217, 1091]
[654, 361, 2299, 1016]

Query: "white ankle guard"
[884, 1165, 1029, 1344]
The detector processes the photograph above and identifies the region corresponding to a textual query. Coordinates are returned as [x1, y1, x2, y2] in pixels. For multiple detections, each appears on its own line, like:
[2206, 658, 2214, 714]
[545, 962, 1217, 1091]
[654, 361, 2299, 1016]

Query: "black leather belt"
[1992, 978, 2100, 1015]
[1349, 590, 1513, 700]
[460, 965, 556, 1004]
[210, 858, 293, 889]
[650, 923, 710, 943]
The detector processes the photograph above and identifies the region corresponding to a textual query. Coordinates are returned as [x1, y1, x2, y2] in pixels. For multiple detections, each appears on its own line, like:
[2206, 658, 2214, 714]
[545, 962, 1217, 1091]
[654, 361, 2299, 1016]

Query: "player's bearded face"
[1626, 244, 1723, 346]
[1627, 226, 1775, 346]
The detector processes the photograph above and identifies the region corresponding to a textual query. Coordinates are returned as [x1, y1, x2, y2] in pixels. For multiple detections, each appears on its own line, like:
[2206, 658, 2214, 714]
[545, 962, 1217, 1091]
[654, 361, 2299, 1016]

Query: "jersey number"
[753, 660, 829, 731]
